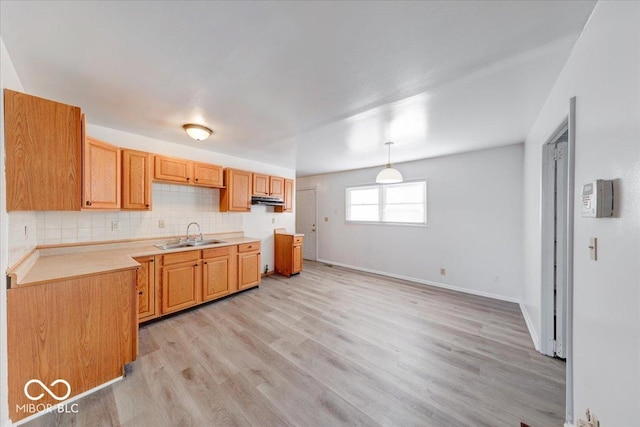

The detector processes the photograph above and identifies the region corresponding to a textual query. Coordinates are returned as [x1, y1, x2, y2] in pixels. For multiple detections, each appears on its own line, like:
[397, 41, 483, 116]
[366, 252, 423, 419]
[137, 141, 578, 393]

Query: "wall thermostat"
[581, 179, 613, 218]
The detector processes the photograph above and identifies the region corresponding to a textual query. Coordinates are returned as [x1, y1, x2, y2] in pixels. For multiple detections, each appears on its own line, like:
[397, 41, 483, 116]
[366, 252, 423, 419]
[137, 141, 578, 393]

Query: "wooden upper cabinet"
[252, 173, 269, 196]
[154, 155, 191, 183]
[275, 179, 295, 213]
[193, 162, 223, 187]
[122, 149, 152, 210]
[270, 176, 285, 199]
[83, 136, 121, 210]
[220, 168, 252, 212]
[4, 89, 82, 211]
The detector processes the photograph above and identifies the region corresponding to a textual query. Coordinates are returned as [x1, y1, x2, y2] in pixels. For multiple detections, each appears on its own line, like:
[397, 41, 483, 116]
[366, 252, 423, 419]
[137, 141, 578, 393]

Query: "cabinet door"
[122, 149, 152, 210]
[193, 162, 224, 187]
[154, 155, 192, 183]
[202, 255, 231, 301]
[4, 89, 83, 211]
[238, 251, 261, 290]
[252, 173, 269, 196]
[276, 179, 294, 213]
[220, 169, 251, 212]
[162, 261, 201, 314]
[83, 137, 121, 209]
[293, 243, 303, 274]
[134, 256, 156, 321]
[270, 176, 285, 198]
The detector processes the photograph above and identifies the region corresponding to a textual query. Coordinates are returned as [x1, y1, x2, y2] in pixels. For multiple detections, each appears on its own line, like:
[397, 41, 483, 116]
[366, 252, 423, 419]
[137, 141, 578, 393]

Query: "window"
[346, 181, 426, 225]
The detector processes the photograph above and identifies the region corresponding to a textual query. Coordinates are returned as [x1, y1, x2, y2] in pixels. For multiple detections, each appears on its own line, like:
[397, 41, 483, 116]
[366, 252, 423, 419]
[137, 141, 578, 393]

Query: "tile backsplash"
[8, 183, 244, 267]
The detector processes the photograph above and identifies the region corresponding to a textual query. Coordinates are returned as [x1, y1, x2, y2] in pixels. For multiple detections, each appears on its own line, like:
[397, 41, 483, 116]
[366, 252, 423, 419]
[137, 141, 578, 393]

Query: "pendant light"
[375, 142, 403, 183]
[183, 124, 213, 141]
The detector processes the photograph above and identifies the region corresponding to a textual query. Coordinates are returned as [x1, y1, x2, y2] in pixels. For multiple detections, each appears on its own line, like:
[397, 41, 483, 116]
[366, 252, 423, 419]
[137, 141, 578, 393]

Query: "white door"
[296, 189, 317, 260]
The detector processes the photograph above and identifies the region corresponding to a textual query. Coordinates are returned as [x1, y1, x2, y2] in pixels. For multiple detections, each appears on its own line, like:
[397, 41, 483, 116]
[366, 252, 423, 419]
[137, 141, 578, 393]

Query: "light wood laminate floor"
[25, 261, 565, 427]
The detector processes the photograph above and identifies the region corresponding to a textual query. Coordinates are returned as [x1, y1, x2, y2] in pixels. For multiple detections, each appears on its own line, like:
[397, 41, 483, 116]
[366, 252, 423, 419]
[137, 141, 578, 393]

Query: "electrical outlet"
[24, 225, 28, 240]
[111, 221, 120, 231]
[264, 264, 269, 274]
[324, 217, 329, 222]
[272, 218, 275, 224]
[159, 220, 165, 229]
[440, 268, 446, 276]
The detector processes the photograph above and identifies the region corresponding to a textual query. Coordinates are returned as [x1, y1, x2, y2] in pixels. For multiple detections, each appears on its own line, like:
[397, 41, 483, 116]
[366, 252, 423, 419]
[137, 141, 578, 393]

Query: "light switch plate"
[589, 237, 597, 260]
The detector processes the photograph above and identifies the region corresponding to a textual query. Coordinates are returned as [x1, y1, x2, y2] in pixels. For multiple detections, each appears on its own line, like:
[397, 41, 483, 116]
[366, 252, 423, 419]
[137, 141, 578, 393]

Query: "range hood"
[251, 195, 285, 206]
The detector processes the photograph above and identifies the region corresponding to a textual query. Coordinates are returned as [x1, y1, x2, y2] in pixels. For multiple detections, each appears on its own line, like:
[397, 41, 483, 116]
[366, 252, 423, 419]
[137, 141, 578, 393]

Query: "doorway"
[540, 97, 575, 423]
[296, 189, 317, 261]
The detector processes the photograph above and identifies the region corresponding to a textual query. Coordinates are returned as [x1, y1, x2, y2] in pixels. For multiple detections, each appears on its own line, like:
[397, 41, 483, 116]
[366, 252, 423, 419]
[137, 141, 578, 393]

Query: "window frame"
[345, 179, 427, 227]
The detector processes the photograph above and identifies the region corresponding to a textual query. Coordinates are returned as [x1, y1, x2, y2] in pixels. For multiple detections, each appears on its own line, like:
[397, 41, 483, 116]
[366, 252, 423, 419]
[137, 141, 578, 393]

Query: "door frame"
[296, 188, 318, 261]
[540, 97, 576, 423]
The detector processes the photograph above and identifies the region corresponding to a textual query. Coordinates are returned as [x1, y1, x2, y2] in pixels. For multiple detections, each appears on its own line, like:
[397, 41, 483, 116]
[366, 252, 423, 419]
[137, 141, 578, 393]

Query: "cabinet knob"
[186, 177, 190, 181]
[145, 204, 150, 208]
[149, 259, 154, 263]
[86, 201, 92, 206]
[193, 264, 198, 267]
[195, 178, 199, 182]
[138, 291, 143, 296]
[204, 261, 208, 265]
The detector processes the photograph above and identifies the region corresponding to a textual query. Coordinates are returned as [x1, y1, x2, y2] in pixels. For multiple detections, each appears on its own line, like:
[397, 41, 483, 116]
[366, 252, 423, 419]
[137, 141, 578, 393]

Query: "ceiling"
[1, 1, 596, 176]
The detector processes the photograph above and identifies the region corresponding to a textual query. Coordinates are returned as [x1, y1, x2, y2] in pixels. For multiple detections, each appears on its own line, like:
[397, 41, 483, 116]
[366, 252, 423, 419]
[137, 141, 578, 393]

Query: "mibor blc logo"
[17, 378, 78, 415]
[24, 379, 72, 401]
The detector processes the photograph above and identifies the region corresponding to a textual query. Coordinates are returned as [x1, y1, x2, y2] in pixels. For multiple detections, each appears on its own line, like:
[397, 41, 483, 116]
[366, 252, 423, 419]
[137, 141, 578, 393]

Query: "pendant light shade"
[183, 124, 213, 141]
[376, 142, 403, 184]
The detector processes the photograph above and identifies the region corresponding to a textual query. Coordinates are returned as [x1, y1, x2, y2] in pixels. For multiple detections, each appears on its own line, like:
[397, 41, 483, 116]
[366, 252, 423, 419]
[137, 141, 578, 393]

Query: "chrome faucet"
[185, 222, 203, 243]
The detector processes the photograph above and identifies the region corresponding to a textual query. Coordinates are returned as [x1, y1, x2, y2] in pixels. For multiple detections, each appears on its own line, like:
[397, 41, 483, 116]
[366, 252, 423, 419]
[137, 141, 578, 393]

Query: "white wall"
[522, 2, 640, 424]
[1, 37, 25, 427]
[298, 144, 524, 302]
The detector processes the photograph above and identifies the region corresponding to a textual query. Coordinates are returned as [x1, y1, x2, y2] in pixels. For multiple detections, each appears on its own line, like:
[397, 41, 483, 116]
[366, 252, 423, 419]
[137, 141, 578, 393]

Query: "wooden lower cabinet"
[202, 246, 237, 301]
[275, 234, 303, 277]
[162, 261, 201, 314]
[139, 243, 256, 321]
[134, 256, 158, 321]
[238, 242, 261, 290]
[7, 269, 138, 422]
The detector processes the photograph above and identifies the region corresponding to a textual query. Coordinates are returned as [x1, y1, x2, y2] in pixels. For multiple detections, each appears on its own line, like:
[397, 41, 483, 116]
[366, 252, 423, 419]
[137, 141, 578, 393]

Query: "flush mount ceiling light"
[375, 141, 403, 184]
[183, 123, 213, 141]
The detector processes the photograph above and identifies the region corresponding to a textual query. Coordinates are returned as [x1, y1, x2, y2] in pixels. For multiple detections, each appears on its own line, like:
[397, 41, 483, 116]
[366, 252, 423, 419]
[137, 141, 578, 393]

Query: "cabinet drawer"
[162, 250, 200, 266]
[202, 246, 231, 258]
[293, 236, 303, 244]
[238, 242, 261, 253]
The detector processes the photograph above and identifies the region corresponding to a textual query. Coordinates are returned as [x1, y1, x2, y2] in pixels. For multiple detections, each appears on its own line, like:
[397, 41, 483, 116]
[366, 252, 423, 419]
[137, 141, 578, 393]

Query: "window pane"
[384, 182, 425, 204]
[349, 187, 379, 205]
[349, 205, 379, 221]
[383, 203, 425, 223]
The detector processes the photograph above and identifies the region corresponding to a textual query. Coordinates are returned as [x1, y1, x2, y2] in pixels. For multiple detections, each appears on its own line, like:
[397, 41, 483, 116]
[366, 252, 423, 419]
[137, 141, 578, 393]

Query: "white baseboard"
[10, 376, 122, 426]
[316, 258, 520, 303]
[519, 303, 540, 351]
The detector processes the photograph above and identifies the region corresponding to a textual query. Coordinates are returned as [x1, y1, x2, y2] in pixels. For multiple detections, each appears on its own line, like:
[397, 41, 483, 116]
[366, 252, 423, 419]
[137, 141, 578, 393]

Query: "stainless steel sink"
[154, 242, 190, 250]
[188, 239, 225, 246]
[154, 239, 226, 250]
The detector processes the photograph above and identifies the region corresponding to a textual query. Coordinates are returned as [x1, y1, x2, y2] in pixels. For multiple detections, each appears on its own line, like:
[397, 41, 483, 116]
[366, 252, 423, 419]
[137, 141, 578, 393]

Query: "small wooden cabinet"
[154, 155, 192, 183]
[275, 179, 295, 213]
[122, 149, 152, 210]
[161, 251, 201, 314]
[275, 233, 303, 277]
[252, 173, 270, 196]
[253, 173, 285, 199]
[238, 242, 261, 290]
[220, 168, 252, 212]
[4, 89, 83, 211]
[193, 161, 223, 187]
[83, 136, 121, 210]
[270, 176, 285, 199]
[134, 256, 158, 321]
[202, 246, 236, 301]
